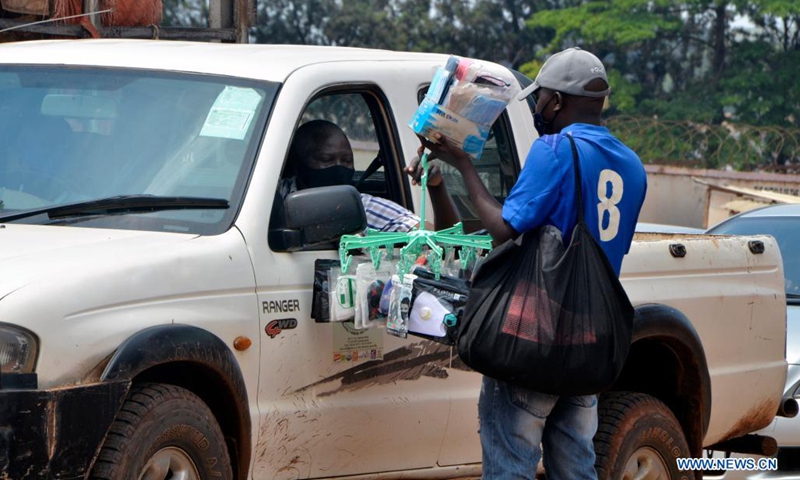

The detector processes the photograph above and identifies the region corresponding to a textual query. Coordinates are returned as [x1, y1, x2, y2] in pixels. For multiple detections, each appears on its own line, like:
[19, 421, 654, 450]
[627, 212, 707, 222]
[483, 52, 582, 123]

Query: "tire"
[594, 391, 695, 480]
[91, 383, 233, 480]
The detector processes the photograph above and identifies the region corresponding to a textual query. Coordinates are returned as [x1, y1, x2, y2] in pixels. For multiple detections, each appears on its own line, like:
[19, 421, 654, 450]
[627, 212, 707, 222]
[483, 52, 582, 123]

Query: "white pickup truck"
[0, 40, 792, 480]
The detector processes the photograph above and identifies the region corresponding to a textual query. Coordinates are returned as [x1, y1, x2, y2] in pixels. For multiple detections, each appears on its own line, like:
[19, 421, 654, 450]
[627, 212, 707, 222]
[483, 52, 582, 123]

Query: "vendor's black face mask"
[299, 165, 355, 189]
[533, 94, 560, 137]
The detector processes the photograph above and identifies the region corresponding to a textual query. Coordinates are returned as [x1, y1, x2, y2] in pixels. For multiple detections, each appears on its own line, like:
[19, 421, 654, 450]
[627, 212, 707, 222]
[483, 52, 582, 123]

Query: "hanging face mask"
[299, 165, 355, 189]
[533, 94, 559, 137]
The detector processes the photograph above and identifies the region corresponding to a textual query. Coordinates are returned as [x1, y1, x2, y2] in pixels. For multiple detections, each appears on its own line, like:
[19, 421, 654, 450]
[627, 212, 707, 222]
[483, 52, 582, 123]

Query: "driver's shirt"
[280, 177, 420, 232]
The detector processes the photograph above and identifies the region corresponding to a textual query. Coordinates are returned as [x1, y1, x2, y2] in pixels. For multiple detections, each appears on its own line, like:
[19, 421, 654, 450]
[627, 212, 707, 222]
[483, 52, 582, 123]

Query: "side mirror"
[269, 185, 366, 251]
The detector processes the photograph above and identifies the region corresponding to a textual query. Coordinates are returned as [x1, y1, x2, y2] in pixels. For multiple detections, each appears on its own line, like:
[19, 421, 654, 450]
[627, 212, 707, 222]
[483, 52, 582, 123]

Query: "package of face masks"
[329, 266, 358, 322]
[354, 261, 396, 330]
[409, 55, 518, 160]
[312, 259, 340, 322]
[407, 268, 470, 345]
[387, 273, 416, 338]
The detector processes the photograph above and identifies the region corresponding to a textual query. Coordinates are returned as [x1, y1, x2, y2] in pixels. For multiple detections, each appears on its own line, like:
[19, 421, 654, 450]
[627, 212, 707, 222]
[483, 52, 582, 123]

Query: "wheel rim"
[622, 446, 671, 480]
[139, 446, 201, 480]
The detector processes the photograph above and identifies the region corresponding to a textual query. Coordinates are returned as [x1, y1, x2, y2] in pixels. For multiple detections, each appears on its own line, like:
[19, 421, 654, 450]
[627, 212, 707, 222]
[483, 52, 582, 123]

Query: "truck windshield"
[0, 66, 277, 234]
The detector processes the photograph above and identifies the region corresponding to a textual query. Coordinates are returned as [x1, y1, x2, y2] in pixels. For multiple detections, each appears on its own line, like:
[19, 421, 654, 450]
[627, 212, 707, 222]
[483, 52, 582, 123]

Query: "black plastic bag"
[456, 135, 634, 396]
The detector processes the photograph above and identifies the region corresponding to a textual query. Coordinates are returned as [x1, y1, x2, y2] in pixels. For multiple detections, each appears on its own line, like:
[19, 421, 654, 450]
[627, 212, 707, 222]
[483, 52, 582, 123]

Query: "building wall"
[640, 165, 800, 229]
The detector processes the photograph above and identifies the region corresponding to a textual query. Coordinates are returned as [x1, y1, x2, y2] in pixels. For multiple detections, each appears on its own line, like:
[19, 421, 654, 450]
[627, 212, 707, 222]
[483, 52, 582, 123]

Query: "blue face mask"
[533, 95, 558, 137]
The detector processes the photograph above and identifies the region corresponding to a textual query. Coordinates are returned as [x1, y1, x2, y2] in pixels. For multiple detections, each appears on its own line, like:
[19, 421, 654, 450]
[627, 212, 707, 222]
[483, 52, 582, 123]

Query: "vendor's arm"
[405, 147, 460, 231]
[419, 135, 518, 244]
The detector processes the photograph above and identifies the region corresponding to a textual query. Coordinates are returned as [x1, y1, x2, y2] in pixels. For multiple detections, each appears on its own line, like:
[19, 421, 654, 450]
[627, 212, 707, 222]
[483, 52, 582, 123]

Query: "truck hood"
[0, 223, 256, 389]
[0, 224, 191, 299]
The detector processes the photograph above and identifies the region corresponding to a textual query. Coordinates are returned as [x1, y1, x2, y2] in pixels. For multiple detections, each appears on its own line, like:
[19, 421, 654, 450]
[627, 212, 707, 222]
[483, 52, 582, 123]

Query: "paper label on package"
[332, 322, 384, 363]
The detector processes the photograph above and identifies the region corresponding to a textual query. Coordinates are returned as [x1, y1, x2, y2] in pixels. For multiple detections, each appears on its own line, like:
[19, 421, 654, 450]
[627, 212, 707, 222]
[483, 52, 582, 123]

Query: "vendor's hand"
[406, 145, 444, 187]
[417, 133, 472, 171]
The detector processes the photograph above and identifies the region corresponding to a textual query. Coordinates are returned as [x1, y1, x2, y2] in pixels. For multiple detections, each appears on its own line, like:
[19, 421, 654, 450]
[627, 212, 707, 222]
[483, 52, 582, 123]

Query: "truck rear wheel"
[595, 392, 695, 480]
[91, 383, 232, 480]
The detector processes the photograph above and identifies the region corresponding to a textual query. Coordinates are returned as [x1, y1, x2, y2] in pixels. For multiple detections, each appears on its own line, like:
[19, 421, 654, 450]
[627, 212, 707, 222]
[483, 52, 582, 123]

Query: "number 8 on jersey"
[597, 169, 624, 242]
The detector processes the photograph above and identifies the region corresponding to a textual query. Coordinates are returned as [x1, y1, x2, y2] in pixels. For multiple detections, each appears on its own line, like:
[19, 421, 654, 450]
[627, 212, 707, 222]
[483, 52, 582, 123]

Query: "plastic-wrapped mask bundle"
[354, 261, 396, 330]
[409, 55, 518, 159]
[329, 264, 361, 322]
[387, 273, 415, 338]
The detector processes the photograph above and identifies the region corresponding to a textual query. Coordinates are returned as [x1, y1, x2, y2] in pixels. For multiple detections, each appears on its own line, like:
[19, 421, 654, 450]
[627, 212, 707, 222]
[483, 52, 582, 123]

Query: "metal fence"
[605, 116, 800, 173]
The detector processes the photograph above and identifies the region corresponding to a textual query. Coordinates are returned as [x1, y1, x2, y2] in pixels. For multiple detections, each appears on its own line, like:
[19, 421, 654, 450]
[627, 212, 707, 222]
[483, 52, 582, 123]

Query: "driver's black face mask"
[298, 165, 355, 189]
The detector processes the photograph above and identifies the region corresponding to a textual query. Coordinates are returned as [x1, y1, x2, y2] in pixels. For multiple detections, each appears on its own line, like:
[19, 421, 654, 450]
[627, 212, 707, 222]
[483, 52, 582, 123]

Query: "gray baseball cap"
[518, 47, 611, 101]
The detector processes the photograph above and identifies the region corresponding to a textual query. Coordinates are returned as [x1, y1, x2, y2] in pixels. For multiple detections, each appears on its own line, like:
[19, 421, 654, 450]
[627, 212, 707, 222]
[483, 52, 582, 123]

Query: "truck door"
[241, 64, 454, 479]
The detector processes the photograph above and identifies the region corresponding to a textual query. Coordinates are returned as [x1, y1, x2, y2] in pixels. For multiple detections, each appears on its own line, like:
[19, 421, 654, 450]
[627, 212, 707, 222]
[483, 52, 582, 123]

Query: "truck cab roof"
[0, 39, 450, 82]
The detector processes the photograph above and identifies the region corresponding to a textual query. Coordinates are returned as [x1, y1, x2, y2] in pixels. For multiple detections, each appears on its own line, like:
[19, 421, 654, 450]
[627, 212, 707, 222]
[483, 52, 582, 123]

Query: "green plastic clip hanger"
[339, 150, 493, 279]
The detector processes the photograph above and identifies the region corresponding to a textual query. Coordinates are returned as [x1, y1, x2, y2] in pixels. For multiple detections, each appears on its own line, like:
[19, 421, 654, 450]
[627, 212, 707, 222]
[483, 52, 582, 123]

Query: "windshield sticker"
[332, 322, 384, 362]
[200, 86, 262, 140]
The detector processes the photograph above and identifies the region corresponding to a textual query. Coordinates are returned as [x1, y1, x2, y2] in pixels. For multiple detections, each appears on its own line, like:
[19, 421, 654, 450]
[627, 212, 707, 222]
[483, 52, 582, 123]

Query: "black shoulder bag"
[456, 134, 634, 396]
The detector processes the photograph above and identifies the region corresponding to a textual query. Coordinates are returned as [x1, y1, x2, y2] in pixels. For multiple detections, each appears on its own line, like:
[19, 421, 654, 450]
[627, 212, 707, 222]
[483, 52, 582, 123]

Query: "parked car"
[636, 222, 705, 234]
[707, 204, 800, 479]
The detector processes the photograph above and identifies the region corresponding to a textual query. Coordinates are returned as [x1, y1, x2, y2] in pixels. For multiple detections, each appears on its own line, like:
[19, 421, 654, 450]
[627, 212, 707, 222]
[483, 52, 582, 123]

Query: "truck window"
[302, 94, 379, 174]
[270, 88, 409, 251]
[294, 92, 404, 202]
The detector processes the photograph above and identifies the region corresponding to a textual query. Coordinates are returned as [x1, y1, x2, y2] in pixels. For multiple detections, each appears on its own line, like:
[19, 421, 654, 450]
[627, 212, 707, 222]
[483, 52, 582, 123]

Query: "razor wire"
[605, 116, 800, 174]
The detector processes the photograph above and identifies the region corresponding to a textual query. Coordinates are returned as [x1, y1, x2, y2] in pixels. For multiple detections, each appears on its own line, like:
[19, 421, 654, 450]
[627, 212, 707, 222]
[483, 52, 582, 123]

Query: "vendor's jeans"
[479, 376, 598, 480]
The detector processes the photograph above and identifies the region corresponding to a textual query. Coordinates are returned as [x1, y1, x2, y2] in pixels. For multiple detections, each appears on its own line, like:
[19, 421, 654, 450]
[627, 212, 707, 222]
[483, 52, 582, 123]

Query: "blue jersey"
[501, 123, 647, 275]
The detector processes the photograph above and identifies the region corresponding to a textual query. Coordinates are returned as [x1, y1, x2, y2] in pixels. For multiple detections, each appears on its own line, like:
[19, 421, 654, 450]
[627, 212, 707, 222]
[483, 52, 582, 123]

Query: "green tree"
[254, 0, 334, 45]
[250, 0, 558, 69]
[523, 0, 799, 127]
[161, 0, 209, 27]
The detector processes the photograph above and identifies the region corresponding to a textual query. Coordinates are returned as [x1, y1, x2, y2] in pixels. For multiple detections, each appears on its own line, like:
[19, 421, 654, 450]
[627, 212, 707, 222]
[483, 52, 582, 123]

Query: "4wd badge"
[265, 318, 298, 338]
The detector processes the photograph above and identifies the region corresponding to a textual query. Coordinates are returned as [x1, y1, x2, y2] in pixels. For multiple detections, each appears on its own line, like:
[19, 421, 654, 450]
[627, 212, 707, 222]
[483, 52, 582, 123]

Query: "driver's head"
[288, 120, 355, 189]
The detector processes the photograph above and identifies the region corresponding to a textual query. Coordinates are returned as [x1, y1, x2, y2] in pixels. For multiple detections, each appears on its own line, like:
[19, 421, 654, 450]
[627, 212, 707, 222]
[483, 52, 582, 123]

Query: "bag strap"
[565, 133, 583, 223]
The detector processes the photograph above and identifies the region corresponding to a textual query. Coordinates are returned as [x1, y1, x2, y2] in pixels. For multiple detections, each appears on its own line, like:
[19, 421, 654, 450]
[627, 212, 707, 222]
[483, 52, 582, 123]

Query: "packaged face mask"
[407, 267, 470, 345]
[312, 259, 340, 322]
[439, 247, 459, 279]
[354, 261, 395, 330]
[379, 277, 394, 316]
[353, 279, 365, 330]
[329, 266, 357, 322]
[408, 291, 451, 338]
[387, 273, 415, 338]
